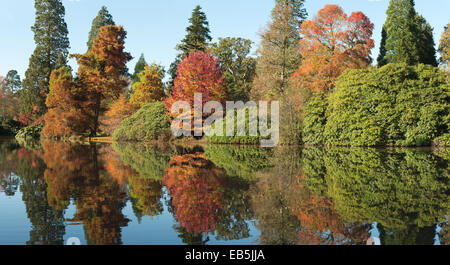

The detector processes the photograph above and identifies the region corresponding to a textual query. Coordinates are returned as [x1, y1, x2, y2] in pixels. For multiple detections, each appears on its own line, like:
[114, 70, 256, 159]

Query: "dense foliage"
[130, 64, 165, 108]
[292, 4, 375, 92]
[303, 64, 449, 147]
[206, 106, 270, 145]
[20, 0, 70, 118]
[211, 37, 257, 102]
[113, 102, 171, 142]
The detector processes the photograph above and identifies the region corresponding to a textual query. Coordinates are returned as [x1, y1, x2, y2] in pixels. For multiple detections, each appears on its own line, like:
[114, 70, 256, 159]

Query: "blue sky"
[0, 0, 449, 79]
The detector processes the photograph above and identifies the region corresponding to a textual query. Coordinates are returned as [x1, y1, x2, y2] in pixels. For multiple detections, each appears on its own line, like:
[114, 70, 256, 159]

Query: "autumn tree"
[165, 51, 227, 134]
[377, 0, 437, 67]
[169, 5, 212, 88]
[43, 67, 87, 138]
[87, 6, 115, 50]
[100, 94, 137, 135]
[252, 0, 307, 100]
[439, 23, 450, 68]
[130, 64, 166, 108]
[292, 5, 375, 93]
[20, 0, 70, 118]
[73, 25, 132, 136]
[211, 37, 257, 102]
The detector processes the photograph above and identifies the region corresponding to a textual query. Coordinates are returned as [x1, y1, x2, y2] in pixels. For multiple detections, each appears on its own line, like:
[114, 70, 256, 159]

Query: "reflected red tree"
[163, 153, 226, 234]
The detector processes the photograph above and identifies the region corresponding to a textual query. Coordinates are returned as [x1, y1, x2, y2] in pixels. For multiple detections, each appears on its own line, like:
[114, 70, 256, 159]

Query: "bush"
[301, 92, 328, 145]
[113, 102, 171, 142]
[206, 106, 271, 145]
[0, 119, 21, 136]
[433, 133, 450, 147]
[303, 64, 449, 147]
[14, 124, 43, 150]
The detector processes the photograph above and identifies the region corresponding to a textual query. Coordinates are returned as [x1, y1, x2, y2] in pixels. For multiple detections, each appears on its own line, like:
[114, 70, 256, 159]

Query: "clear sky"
[0, 0, 449, 79]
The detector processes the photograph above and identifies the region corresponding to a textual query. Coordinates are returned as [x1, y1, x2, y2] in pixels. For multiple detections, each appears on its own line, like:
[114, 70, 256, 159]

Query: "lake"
[0, 138, 448, 245]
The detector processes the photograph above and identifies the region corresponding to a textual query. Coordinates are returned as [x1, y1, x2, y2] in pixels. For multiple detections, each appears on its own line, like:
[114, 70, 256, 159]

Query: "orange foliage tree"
[163, 153, 226, 234]
[72, 25, 132, 136]
[164, 51, 227, 134]
[292, 4, 374, 92]
[43, 67, 87, 138]
[130, 64, 166, 108]
[100, 94, 136, 135]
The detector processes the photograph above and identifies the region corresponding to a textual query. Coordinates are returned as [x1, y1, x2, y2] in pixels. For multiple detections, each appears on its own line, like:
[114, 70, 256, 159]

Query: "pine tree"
[132, 54, 148, 84]
[20, 0, 70, 117]
[377, 27, 388, 67]
[87, 6, 115, 50]
[378, 0, 437, 66]
[168, 5, 212, 88]
[251, 0, 307, 100]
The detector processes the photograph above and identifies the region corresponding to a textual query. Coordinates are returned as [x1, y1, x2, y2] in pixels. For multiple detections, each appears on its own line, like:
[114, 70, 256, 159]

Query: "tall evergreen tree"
[20, 0, 70, 117]
[132, 53, 148, 84]
[251, 0, 307, 100]
[377, 0, 437, 67]
[87, 6, 115, 50]
[377, 27, 389, 67]
[168, 5, 212, 89]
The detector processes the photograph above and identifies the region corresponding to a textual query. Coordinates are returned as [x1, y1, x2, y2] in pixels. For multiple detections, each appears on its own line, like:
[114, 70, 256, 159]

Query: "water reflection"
[0, 139, 448, 245]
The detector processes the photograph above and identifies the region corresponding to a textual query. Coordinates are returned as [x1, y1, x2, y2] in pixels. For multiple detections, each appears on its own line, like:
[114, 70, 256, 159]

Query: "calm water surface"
[0, 139, 448, 245]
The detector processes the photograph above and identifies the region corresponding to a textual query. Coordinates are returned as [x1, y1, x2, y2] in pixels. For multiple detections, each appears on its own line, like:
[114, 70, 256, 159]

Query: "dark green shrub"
[113, 102, 171, 142]
[301, 92, 328, 145]
[303, 64, 449, 147]
[206, 106, 270, 145]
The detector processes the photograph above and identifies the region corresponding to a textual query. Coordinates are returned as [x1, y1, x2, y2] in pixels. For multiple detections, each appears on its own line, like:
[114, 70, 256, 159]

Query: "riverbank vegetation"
[2, 0, 449, 147]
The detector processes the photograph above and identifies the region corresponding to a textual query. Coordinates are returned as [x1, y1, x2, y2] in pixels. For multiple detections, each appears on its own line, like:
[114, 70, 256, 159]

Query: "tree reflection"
[0, 141, 20, 196]
[290, 175, 371, 245]
[302, 147, 449, 245]
[15, 145, 66, 245]
[42, 140, 130, 245]
[250, 147, 302, 245]
[164, 153, 226, 234]
[164, 150, 257, 244]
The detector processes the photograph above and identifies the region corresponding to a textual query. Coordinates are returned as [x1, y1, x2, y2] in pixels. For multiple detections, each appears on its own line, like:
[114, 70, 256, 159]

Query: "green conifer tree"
[168, 5, 212, 89]
[377, 0, 437, 66]
[20, 0, 70, 116]
[132, 54, 148, 84]
[87, 6, 115, 50]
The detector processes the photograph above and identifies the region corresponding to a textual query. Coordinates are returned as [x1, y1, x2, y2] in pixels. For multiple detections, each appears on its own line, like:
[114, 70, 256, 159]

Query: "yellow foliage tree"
[130, 64, 165, 108]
